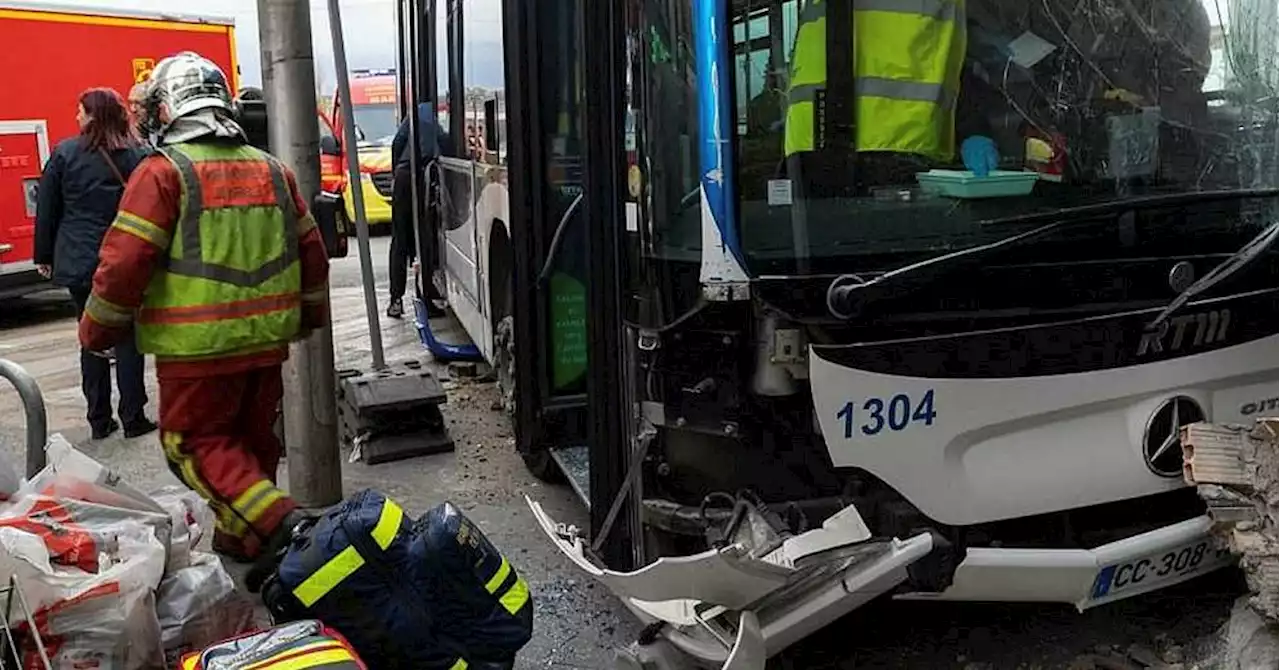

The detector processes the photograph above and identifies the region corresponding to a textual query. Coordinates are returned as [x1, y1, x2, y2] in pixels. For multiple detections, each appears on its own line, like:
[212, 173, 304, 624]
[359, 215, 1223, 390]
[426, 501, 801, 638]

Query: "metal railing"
[0, 359, 46, 478]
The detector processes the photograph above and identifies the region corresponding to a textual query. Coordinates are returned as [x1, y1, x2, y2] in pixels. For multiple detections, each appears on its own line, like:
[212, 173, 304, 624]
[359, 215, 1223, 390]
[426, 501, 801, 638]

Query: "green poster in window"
[550, 271, 588, 390]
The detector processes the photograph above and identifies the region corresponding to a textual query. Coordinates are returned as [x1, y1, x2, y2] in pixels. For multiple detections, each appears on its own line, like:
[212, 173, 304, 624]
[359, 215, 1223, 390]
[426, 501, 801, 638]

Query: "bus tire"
[496, 313, 563, 482]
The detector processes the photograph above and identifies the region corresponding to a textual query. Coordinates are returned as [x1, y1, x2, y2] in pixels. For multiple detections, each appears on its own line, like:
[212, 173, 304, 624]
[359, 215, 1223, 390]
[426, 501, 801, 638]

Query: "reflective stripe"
[112, 211, 172, 248]
[300, 285, 328, 304]
[161, 431, 247, 536]
[485, 558, 512, 594]
[297, 212, 318, 235]
[789, 79, 954, 108]
[138, 292, 301, 325]
[83, 293, 133, 327]
[161, 146, 300, 287]
[499, 577, 530, 615]
[293, 545, 365, 607]
[246, 648, 358, 670]
[241, 641, 348, 670]
[370, 499, 403, 550]
[449, 659, 468, 670]
[801, 0, 961, 21]
[180, 655, 199, 670]
[230, 479, 288, 527]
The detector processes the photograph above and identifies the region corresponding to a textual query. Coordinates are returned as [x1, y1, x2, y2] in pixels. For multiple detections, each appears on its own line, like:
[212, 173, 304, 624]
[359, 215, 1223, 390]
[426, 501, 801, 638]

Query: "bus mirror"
[319, 134, 342, 156]
[483, 99, 498, 154]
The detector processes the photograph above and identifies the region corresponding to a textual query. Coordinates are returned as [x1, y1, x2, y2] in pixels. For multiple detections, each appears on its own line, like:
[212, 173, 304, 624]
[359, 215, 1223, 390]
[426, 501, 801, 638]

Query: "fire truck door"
[0, 122, 50, 273]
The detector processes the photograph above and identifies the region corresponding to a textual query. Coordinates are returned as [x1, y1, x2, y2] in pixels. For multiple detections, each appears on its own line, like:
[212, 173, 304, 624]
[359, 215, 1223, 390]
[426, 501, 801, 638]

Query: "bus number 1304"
[836, 390, 937, 439]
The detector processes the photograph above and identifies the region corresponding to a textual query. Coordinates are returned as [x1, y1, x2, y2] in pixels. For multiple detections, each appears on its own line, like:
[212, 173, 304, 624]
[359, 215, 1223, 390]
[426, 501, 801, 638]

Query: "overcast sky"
[66, 0, 505, 92]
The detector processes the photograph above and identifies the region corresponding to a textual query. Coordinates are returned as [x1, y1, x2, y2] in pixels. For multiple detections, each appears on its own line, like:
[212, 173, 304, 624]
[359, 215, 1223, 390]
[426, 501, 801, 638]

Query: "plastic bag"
[151, 487, 215, 572]
[157, 552, 256, 668]
[0, 520, 167, 670]
[0, 449, 19, 502]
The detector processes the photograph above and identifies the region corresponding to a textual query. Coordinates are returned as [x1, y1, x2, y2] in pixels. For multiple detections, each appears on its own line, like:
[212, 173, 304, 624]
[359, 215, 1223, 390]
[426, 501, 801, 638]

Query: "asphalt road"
[0, 236, 1241, 669]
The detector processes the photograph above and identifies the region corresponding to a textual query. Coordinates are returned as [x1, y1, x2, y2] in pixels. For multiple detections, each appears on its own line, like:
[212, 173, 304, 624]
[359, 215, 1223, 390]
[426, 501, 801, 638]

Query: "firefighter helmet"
[144, 51, 233, 127]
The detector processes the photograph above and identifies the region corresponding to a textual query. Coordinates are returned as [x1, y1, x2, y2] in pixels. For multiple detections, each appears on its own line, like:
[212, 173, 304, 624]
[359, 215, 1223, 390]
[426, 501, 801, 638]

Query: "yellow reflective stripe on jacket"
[499, 577, 530, 615]
[180, 654, 199, 670]
[485, 555, 531, 615]
[371, 498, 404, 550]
[83, 293, 133, 327]
[449, 658, 468, 670]
[485, 558, 512, 594]
[293, 545, 365, 607]
[291, 499, 403, 605]
[111, 210, 172, 248]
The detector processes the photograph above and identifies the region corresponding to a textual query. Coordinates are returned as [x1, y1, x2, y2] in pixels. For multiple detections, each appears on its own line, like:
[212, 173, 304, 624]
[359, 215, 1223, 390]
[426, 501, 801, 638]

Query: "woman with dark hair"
[34, 87, 155, 440]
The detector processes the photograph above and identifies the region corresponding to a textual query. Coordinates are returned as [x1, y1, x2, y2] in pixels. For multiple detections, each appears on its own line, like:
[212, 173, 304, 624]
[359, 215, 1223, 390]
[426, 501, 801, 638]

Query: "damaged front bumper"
[528, 496, 1232, 670]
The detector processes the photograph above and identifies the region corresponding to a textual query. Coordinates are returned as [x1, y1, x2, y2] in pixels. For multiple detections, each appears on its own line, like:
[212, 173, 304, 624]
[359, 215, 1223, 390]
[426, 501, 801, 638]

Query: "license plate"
[1091, 539, 1230, 600]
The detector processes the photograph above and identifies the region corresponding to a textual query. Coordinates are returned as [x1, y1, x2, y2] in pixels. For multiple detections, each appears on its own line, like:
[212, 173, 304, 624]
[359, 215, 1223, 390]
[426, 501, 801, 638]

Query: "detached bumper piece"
[336, 362, 454, 465]
[527, 496, 934, 670]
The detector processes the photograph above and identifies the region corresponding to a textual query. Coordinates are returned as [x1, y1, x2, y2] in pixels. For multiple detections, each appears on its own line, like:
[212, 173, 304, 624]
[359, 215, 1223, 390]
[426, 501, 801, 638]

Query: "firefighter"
[78, 51, 330, 562]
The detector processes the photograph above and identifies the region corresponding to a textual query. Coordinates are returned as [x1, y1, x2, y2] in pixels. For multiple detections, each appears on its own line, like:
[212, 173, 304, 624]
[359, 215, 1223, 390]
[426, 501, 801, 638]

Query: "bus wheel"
[496, 313, 563, 482]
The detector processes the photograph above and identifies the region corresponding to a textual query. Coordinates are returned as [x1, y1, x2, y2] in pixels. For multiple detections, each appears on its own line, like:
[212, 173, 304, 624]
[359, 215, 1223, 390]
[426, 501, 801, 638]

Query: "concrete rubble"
[1181, 418, 1279, 669]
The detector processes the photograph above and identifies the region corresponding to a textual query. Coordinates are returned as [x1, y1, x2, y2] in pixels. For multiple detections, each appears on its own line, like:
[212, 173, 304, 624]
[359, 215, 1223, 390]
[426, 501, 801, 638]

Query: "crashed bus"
[396, 0, 1278, 666]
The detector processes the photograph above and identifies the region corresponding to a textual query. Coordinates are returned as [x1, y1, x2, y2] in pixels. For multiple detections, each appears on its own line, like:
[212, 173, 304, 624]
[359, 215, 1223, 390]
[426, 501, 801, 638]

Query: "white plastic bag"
[151, 487, 215, 572]
[156, 552, 256, 668]
[0, 521, 167, 670]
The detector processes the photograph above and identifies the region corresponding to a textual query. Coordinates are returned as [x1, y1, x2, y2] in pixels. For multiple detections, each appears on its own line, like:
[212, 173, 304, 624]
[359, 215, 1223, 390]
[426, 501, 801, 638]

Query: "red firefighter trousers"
[158, 364, 297, 559]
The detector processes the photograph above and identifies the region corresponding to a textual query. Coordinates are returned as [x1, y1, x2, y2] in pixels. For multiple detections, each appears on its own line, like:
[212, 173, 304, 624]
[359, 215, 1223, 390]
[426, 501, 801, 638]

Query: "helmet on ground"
[144, 51, 233, 127]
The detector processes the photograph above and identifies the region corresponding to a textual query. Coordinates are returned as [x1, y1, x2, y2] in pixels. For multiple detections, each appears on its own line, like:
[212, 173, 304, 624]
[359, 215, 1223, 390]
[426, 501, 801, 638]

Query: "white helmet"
[144, 51, 233, 128]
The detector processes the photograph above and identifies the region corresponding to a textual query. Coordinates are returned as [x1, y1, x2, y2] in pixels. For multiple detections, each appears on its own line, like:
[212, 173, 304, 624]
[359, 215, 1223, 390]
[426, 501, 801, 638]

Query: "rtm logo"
[1137, 309, 1231, 357]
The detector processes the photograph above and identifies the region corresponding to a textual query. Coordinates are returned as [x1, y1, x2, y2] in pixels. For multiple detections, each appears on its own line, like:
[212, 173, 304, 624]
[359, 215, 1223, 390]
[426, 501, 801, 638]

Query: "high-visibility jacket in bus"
[133, 142, 303, 358]
[784, 0, 967, 161]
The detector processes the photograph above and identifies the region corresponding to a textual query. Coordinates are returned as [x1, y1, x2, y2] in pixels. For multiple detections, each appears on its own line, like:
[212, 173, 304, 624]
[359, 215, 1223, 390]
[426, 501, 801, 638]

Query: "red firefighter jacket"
[79, 145, 330, 379]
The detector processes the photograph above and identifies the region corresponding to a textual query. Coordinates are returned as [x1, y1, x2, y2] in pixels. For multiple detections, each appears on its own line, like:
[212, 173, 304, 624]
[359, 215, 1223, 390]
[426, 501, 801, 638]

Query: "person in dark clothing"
[387, 102, 451, 319]
[34, 88, 155, 441]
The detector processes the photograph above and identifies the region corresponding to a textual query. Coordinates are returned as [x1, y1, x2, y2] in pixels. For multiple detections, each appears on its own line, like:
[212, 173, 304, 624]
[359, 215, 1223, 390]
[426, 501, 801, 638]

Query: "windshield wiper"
[1147, 220, 1279, 330]
[826, 189, 1279, 320]
[827, 221, 1074, 319]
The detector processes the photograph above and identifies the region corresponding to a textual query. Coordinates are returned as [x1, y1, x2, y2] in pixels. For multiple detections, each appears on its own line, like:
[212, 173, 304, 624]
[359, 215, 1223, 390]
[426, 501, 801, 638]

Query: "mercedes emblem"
[1143, 396, 1205, 478]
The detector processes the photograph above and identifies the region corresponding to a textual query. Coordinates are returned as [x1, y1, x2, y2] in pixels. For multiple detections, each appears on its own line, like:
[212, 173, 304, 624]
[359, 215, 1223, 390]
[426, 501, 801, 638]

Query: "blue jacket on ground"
[34, 138, 146, 289]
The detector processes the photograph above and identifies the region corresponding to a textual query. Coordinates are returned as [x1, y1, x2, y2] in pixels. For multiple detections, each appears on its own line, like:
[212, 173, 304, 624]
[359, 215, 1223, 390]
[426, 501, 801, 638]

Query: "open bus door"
[393, 0, 640, 570]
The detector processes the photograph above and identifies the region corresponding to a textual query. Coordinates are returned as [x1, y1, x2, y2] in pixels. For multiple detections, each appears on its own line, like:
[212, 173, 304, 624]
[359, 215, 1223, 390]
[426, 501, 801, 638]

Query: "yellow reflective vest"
[784, 0, 967, 161]
[135, 142, 303, 358]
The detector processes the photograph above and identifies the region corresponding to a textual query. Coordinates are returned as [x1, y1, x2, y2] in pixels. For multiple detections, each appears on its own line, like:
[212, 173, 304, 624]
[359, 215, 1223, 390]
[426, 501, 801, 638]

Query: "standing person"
[387, 102, 448, 319]
[78, 52, 330, 563]
[34, 87, 155, 441]
[128, 82, 156, 146]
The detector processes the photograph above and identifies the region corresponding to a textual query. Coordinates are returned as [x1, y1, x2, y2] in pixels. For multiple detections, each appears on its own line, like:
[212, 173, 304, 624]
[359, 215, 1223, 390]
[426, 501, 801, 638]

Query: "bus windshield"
[727, 0, 1278, 275]
[351, 103, 399, 146]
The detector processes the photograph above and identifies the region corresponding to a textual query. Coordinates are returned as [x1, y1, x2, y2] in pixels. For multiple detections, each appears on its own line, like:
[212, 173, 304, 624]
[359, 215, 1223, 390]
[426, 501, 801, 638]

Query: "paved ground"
[0, 236, 1240, 669]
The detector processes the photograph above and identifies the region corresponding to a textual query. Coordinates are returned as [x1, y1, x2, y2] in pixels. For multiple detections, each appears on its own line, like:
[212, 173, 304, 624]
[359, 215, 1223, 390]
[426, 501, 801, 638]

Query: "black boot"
[386, 298, 404, 319]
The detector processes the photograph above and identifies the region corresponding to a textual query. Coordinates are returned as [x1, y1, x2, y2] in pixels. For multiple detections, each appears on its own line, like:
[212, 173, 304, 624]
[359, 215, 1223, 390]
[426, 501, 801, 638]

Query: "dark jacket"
[392, 103, 453, 170]
[34, 138, 146, 288]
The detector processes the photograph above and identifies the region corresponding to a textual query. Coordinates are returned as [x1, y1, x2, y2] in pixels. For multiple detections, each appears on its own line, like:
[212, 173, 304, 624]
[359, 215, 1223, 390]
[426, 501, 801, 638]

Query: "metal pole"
[328, 0, 386, 371]
[0, 359, 47, 478]
[258, 0, 343, 507]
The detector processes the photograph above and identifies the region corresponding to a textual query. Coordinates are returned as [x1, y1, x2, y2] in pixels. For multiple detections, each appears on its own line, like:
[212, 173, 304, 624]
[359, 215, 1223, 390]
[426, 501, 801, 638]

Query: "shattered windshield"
[732, 0, 1279, 275]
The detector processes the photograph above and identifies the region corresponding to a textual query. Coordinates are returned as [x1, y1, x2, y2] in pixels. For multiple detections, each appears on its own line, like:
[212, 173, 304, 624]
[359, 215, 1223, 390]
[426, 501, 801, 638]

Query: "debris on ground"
[0, 435, 254, 668]
[1182, 418, 1279, 669]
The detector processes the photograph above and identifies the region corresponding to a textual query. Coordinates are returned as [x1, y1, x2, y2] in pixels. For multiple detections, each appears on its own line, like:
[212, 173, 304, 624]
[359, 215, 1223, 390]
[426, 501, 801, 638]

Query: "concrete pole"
[258, 0, 343, 507]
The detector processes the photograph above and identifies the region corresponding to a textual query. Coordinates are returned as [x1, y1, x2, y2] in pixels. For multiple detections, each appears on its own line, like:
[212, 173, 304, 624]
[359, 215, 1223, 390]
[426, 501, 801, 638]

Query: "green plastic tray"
[916, 169, 1040, 199]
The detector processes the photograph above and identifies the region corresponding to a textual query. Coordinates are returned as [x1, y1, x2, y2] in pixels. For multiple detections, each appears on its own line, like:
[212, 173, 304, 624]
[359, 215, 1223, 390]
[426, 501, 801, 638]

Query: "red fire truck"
[0, 2, 237, 299]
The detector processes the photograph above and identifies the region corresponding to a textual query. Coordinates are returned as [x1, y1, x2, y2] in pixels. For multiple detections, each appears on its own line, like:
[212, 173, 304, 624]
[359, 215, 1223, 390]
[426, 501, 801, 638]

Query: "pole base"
[336, 361, 455, 465]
